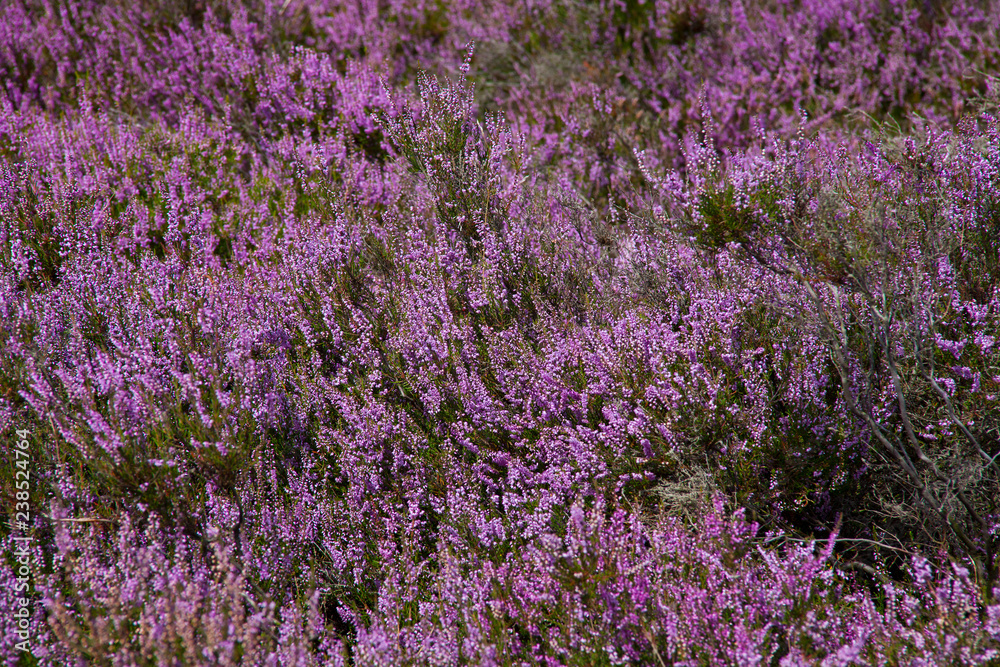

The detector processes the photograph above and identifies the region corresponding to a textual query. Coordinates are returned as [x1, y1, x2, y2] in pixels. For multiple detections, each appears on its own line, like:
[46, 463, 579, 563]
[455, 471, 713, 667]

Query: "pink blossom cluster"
[1, 0, 999, 663]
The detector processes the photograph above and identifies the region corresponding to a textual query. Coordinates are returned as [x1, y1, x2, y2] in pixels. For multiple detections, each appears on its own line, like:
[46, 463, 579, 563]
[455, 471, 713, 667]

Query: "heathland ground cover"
[1, 0, 1000, 663]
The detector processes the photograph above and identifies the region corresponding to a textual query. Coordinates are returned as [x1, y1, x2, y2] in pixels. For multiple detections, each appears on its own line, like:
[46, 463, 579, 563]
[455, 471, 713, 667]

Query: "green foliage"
[694, 181, 784, 250]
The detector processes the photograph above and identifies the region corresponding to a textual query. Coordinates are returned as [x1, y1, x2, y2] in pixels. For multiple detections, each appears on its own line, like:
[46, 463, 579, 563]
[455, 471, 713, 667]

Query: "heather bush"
[639, 111, 1000, 593]
[2, 0, 1000, 664]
